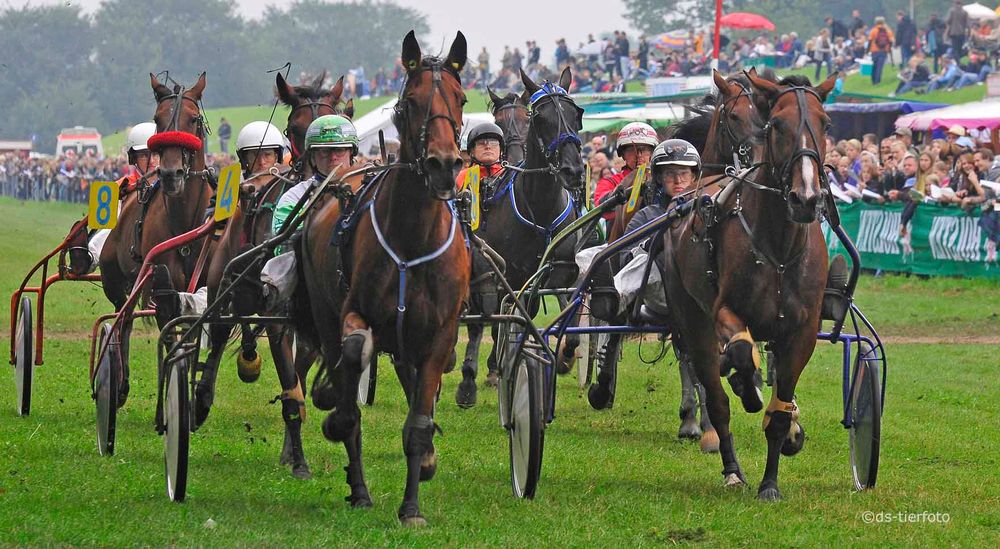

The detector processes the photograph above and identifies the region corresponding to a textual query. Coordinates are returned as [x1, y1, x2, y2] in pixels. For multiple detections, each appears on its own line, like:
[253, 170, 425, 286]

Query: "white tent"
[963, 3, 998, 21]
[353, 98, 495, 156]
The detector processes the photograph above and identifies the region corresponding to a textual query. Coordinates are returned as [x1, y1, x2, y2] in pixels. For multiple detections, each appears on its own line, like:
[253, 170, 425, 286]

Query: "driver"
[456, 122, 506, 198]
[593, 122, 658, 222]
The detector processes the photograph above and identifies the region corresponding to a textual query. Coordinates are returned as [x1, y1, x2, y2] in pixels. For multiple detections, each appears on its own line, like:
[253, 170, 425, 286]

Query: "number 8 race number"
[88, 181, 120, 230]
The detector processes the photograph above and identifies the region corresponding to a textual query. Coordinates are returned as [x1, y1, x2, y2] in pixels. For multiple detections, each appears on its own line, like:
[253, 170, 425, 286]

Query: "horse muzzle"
[787, 188, 823, 224]
[159, 168, 186, 196]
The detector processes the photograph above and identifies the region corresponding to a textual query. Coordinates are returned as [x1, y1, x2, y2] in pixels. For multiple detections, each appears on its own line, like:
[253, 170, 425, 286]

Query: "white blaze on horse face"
[800, 134, 816, 188]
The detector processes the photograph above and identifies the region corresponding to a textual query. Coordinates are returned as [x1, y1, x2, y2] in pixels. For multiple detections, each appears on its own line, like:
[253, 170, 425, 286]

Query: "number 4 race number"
[88, 181, 120, 230]
[214, 163, 241, 222]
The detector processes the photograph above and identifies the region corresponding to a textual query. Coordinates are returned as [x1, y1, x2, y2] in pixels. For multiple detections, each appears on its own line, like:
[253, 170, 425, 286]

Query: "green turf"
[2, 197, 999, 545]
[777, 64, 985, 105]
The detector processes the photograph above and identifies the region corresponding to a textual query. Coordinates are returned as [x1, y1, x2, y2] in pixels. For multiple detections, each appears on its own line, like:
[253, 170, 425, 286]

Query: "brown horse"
[297, 31, 469, 526]
[197, 72, 353, 478]
[662, 73, 838, 500]
[590, 69, 765, 447]
[99, 73, 214, 406]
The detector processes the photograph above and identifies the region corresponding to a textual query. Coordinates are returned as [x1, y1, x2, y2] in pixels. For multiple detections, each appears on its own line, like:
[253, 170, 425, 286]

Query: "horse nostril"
[451, 157, 463, 172]
[425, 156, 443, 172]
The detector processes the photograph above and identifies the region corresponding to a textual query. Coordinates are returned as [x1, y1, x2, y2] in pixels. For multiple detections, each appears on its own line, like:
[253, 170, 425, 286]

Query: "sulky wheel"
[163, 355, 191, 502]
[14, 296, 33, 416]
[94, 323, 119, 456]
[507, 352, 544, 499]
[357, 353, 377, 406]
[849, 342, 881, 491]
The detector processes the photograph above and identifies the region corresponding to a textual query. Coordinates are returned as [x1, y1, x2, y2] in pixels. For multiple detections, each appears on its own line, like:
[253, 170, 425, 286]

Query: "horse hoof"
[758, 484, 782, 501]
[400, 514, 427, 527]
[348, 490, 373, 508]
[321, 411, 354, 443]
[116, 378, 131, 409]
[484, 370, 499, 388]
[455, 376, 477, 408]
[781, 422, 805, 456]
[236, 352, 262, 383]
[587, 383, 613, 410]
[279, 449, 292, 466]
[678, 417, 702, 440]
[723, 473, 746, 487]
[700, 429, 720, 453]
[555, 345, 576, 376]
[291, 463, 313, 480]
[419, 452, 437, 482]
[727, 370, 764, 413]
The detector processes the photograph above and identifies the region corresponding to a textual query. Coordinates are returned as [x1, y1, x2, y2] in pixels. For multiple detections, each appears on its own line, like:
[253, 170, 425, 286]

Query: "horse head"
[519, 67, 585, 192]
[748, 72, 837, 224]
[712, 68, 762, 167]
[149, 72, 207, 197]
[277, 71, 351, 169]
[395, 30, 467, 200]
[488, 87, 529, 165]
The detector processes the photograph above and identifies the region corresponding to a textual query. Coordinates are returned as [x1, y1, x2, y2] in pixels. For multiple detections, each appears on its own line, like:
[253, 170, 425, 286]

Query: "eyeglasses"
[475, 138, 501, 148]
[659, 170, 693, 182]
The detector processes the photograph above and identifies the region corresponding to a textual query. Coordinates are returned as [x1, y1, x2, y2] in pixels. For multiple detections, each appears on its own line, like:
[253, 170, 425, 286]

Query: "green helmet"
[305, 114, 359, 155]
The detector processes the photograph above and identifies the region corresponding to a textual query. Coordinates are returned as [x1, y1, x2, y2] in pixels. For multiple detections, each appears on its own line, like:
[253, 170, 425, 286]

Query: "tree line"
[0, 0, 428, 151]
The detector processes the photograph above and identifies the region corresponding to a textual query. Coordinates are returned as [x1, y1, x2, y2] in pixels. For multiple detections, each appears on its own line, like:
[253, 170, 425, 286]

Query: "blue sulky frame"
[490, 191, 887, 497]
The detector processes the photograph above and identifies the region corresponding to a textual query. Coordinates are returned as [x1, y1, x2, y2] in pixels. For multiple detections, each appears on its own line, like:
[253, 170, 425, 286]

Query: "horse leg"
[321, 311, 372, 508]
[676, 347, 701, 440]
[456, 322, 483, 407]
[715, 306, 764, 413]
[398, 338, 450, 527]
[587, 332, 620, 410]
[269, 328, 311, 479]
[554, 294, 581, 375]
[236, 322, 262, 383]
[193, 320, 231, 427]
[484, 323, 500, 388]
[757, 333, 813, 501]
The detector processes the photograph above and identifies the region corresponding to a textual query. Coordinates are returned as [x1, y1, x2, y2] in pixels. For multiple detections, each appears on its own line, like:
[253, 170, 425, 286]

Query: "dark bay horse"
[590, 69, 765, 450]
[662, 73, 838, 500]
[297, 30, 470, 526]
[99, 73, 214, 405]
[198, 72, 352, 478]
[455, 68, 586, 407]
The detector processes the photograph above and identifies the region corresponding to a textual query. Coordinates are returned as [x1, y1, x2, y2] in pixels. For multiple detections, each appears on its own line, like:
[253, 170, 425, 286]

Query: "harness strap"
[509, 186, 574, 244]
[369, 195, 458, 361]
[762, 395, 799, 430]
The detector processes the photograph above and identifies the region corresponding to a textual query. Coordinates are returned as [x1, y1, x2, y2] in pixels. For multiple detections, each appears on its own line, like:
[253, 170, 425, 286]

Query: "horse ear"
[189, 72, 207, 100]
[520, 68, 539, 95]
[747, 70, 780, 104]
[713, 69, 730, 98]
[343, 98, 355, 120]
[150, 73, 170, 101]
[445, 31, 467, 73]
[487, 86, 503, 107]
[275, 72, 297, 107]
[311, 70, 327, 92]
[329, 75, 345, 102]
[815, 72, 839, 102]
[558, 66, 572, 90]
[401, 30, 422, 72]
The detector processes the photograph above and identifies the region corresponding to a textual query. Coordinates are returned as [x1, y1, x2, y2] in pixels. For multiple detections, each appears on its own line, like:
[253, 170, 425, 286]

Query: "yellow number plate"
[88, 181, 120, 229]
[626, 163, 647, 213]
[466, 165, 481, 231]
[214, 163, 242, 222]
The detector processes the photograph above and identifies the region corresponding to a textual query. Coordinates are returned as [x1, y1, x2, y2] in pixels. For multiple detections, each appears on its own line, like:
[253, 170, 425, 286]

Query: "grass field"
[1, 197, 999, 546]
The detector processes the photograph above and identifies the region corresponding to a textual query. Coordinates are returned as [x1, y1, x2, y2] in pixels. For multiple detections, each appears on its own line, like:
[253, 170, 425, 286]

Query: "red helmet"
[615, 122, 658, 154]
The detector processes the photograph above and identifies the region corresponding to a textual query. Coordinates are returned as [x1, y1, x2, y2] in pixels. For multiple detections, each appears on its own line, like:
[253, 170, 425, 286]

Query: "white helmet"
[236, 121, 285, 156]
[615, 122, 658, 154]
[125, 122, 157, 162]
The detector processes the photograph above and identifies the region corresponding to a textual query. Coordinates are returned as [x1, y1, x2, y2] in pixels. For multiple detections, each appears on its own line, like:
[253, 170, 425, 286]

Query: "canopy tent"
[824, 101, 947, 140]
[894, 99, 1000, 132]
[574, 40, 607, 57]
[964, 2, 998, 21]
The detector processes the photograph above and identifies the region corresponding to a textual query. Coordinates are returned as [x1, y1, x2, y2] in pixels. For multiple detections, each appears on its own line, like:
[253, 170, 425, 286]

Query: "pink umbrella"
[719, 12, 776, 31]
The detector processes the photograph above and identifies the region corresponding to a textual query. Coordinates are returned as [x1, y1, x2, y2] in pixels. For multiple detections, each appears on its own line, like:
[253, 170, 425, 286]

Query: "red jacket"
[456, 162, 505, 189]
[594, 166, 632, 221]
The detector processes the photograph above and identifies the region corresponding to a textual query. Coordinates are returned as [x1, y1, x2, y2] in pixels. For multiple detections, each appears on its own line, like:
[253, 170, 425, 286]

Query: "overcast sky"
[3, 0, 636, 62]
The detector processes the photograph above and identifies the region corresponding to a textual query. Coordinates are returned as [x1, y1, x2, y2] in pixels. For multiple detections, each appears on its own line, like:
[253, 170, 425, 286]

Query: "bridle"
[493, 101, 528, 163]
[393, 58, 462, 181]
[716, 80, 756, 170]
[285, 99, 337, 172]
[504, 83, 583, 190]
[155, 89, 212, 182]
[760, 86, 829, 201]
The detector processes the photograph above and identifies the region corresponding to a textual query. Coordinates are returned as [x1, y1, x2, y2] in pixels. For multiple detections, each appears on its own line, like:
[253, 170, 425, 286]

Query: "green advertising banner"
[823, 202, 1000, 278]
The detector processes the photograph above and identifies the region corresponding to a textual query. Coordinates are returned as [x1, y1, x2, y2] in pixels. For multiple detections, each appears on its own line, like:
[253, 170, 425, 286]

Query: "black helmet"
[466, 122, 504, 154]
[652, 139, 701, 173]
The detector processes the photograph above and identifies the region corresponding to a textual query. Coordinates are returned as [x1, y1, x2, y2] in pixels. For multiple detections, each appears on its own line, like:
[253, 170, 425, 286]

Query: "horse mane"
[777, 74, 813, 87]
[290, 72, 329, 101]
[666, 103, 713, 154]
